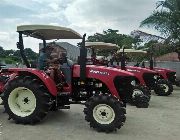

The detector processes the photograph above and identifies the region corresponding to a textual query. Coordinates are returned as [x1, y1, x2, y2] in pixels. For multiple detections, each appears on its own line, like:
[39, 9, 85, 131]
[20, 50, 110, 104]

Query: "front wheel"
[175, 80, 180, 87]
[84, 94, 126, 133]
[154, 79, 173, 96]
[3, 76, 51, 124]
[0, 97, 3, 105]
[131, 85, 150, 108]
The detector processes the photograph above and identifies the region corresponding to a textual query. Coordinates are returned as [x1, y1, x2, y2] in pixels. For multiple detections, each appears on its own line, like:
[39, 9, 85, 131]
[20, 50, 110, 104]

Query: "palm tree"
[140, 0, 180, 60]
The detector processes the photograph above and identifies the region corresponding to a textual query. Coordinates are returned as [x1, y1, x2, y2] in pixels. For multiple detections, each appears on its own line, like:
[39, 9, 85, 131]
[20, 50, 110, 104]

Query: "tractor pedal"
[58, 106, 70, 109]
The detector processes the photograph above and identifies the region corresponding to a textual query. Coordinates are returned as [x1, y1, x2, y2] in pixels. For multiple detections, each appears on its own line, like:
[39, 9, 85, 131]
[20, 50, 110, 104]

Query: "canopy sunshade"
[85, 42, 119, 50]
[17, 25, 82, 40]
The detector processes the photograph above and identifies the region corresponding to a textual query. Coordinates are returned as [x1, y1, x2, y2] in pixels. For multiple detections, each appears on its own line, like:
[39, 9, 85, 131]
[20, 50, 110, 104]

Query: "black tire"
[84, 94, 126, 133]
[155, 79, 173, 96]
[131, 85, 150, 108]
[49, 101, 58, 111]
[175, 80, 180, 87]
[3, 76, 51, 124]
[0, 97, 3, 105]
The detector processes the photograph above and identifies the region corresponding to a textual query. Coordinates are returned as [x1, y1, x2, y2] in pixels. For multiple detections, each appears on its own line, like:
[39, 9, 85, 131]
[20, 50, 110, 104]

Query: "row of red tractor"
[0, 25, 179, 133]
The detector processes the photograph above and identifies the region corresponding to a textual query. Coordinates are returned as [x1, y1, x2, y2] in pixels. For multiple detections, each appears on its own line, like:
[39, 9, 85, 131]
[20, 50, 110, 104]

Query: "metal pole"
[17, 32, 30, 68]
[80, 34, 87, 81]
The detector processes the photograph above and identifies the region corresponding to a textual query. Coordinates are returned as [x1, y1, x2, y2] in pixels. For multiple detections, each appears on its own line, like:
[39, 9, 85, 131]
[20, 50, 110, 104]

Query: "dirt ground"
[0, 87, 180, 140]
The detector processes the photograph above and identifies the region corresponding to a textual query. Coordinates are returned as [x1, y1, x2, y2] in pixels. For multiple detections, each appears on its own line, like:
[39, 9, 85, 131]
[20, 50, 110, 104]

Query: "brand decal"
[127, 69, 140, 73]
[89, 70, 110, 76]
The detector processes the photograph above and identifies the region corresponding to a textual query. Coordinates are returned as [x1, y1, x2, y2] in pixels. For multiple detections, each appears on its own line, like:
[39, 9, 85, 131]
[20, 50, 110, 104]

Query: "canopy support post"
[17, 32, 30, 68]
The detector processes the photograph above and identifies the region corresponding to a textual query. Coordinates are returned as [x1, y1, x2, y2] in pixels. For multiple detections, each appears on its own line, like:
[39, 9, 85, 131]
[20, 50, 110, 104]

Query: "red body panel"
[153, 67, 176, 79]
[73, 65, 135, 98]
[0, 72, 17, 93]
[1, 65, 135, 99]
[0, 82, 4, 93]
[115, 66, 157, 85]
[5, 68, 58, 96]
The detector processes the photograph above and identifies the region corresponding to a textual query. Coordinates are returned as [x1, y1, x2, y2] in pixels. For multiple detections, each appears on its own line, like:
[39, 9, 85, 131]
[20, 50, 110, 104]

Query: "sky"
[0, 0, 159, 52]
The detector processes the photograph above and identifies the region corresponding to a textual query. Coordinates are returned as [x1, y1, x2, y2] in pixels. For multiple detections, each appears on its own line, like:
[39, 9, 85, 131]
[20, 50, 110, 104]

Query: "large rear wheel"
[84, 94, 126, 133]
[3, 76, 51, 124]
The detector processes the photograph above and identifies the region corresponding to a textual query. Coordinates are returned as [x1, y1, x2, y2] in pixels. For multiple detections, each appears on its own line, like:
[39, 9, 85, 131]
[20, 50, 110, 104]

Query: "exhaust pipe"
[150, 52, 153, 70]
[121, 47, 126, 70]
[80, 34, 87, 81]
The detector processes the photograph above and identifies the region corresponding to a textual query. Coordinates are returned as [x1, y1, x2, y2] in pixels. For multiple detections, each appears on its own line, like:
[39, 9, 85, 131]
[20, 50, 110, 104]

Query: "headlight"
[131, 80, 136, 86]
[154, 75, 158, 80]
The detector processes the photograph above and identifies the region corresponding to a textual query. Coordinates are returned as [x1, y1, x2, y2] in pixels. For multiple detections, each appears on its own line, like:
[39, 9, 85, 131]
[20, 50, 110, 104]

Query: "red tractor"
[116, 48, 173, 96]
[148, 53, 180, 87]
[85, 43, 168, 96]
[0, 25, 141, 132]
[127, 50, 177, 96]
[85, 42, 150, 108]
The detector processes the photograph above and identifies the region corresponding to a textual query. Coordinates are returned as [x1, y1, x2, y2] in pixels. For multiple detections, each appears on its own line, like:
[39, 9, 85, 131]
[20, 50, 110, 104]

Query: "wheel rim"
[132, 89, 143, 98]
[8, 87, 36, 117]
[0, 97, 3, 104]
[93, 104, 115, 124]
[161, 84, 169, 92]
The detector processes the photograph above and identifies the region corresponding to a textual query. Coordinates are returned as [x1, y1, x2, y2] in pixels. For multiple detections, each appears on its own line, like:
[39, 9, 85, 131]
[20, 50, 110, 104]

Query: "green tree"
[88, 29, 142, 48]
[0, 46, 5, 57]
[0, 46, 38, 64]
[24, 48, 38, 61]
[140, 0, 180, 49]
[87, 29, 142, 56]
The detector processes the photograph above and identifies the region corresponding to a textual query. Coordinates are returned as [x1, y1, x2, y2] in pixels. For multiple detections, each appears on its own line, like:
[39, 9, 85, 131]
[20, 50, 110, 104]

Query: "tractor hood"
[126, 66, 157, 74]
[73, 65, 135, 78]
[153, 67, 176, 73]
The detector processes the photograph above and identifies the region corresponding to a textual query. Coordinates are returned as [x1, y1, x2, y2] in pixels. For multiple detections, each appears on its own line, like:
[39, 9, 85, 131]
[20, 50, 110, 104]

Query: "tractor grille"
[167, 72, 176, 83]
[114, 76, 135, 102]
[143, 73, 156, 89]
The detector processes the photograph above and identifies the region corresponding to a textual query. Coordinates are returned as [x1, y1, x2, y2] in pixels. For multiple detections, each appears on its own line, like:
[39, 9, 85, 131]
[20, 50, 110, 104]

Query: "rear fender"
[0, 71, 17, 93]
[7, 68, 58, 96]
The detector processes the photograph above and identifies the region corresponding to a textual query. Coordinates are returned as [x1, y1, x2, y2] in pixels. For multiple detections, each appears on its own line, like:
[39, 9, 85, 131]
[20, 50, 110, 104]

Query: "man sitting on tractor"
[46, 43, 66, 78]
[38, 45, 53, 70]
[38, 43, 67, 88]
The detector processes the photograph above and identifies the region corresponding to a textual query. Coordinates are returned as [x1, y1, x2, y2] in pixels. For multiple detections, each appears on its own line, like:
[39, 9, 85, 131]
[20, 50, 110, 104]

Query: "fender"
[0, 71, 18, 93]
[7, 68, 57, 96]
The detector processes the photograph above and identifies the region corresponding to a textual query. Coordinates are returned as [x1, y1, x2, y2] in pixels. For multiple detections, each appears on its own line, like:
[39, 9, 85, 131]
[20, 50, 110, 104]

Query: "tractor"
[146, 52, 179, 88]
[85, 42, 150, 108]
[118, 49, 176, 96]
[84, 42, 168, 96]
[0, 24, 140, 132]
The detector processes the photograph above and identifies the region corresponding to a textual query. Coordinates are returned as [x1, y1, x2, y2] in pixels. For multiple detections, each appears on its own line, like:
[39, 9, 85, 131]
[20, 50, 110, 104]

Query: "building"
[39, 42, 91, 62]
[155, 52, 179, 62]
